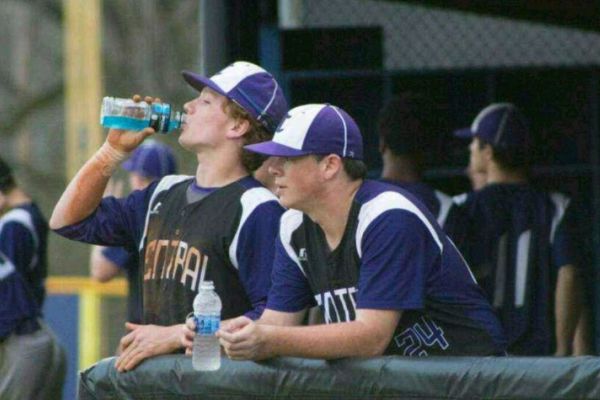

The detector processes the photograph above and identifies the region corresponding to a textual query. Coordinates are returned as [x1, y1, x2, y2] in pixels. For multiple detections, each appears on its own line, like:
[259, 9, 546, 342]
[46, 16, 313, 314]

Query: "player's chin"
[178, 134, 197, 152]
[279, 196, 299, 210]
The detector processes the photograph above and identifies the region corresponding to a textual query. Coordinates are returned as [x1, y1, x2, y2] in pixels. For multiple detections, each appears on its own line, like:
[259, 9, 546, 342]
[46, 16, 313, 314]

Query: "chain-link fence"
[278, 0, 600, 194]
[297, 0, 600, 71]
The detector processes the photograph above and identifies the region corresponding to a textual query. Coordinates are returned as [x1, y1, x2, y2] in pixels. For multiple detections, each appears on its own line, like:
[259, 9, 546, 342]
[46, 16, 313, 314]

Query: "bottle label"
[194, 314, 220, 335]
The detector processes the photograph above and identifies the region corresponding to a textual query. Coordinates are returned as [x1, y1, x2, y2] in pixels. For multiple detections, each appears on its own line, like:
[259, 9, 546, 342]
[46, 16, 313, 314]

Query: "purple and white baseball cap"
[182, 61, 288, 134]
[122, 140, 177, 179]
[454, 103, 530, 149]
[244, 104, 363, 160]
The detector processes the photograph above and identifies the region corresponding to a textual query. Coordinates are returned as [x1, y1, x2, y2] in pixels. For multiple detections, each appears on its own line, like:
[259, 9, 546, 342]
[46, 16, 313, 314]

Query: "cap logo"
[272, 105, 325, 150]
[276, 113, 292, 133]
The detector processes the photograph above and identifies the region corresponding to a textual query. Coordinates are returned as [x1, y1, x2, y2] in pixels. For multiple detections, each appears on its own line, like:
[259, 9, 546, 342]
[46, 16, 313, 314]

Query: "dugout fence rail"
[79, 354, 600, 399]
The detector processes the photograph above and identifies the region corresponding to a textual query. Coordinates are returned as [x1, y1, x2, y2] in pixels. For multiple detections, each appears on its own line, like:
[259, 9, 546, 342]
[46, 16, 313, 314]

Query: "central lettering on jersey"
[314, 287, 357, 323]
[143, 239, 208, 292]
[393, 316, 449, 356]
[298, 248, 307, 261]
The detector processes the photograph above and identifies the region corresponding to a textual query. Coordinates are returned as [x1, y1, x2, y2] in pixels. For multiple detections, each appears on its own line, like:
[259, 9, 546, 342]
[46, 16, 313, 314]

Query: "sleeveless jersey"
[55, 175, 284, 325]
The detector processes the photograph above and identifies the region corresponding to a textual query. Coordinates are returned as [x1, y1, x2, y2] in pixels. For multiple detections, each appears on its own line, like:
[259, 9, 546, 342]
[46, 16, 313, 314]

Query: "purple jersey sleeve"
[551, 202, 579, 269]
[235, 200, 285, 320]
[101, 246, 132, 270]
[0, 222, 34, 274]
[266, 236, 316, 313]
[357, 209, 441, 311]
[53, 181, 159, 249]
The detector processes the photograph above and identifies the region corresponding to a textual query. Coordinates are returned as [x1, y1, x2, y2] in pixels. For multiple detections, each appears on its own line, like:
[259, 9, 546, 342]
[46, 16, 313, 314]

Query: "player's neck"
[5, 188, 31, 208]
[485, 163, 527, 185]
[307, 179, 362, 251]
[194, 148, 248, 188]
[380, 154, 421, 183]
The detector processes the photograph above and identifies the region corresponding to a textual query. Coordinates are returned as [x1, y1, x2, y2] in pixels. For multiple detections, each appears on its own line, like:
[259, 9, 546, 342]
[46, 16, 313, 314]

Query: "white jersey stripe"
[0, 250, 16, 280]
[139, 175, 192, 251]
[549, 192, 570, 244]
[356, 192, 443, 258]
[0, 208, 39, 269]
[434, 190, 453, 227]
[229, 187, 279, 269]
[452, 192, 468, 206]
[279, 210, 306, 276]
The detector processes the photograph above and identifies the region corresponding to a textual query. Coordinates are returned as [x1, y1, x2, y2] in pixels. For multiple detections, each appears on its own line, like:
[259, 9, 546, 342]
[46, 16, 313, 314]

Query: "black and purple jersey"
[453, 183, 577, 355]
[55, 175, 284, 326]
[380, 180, 459, 230]
[0, 203, 48, 338]
[267, 180, 506, 356]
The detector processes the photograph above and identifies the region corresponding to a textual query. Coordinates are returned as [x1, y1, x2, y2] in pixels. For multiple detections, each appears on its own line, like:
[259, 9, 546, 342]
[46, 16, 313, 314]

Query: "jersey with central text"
[55, 175, 284, 326]
[267, 180, 507, 356]
[452, 183, 577, 355]
[0, 203, 48, 338]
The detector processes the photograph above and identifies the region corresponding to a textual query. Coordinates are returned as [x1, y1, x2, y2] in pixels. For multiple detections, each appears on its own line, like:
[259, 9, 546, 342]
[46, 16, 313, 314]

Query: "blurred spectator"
[50, 61, 287, 372]
[466, 163, 487, 191]
[0, 157, 66, 399]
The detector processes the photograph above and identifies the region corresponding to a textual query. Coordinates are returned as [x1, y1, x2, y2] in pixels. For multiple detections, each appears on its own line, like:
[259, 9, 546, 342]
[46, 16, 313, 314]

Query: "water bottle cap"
[200, 281, 215, 290]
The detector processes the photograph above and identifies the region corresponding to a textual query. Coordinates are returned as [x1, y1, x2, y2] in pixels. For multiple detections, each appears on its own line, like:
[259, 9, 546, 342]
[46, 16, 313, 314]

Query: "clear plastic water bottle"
[192, 281, 222, 371]
[100, 96, 185, 133]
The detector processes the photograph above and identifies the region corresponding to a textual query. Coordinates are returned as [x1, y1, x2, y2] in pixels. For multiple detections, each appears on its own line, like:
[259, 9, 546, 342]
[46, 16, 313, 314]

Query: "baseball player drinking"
[50, 61, 288, 371]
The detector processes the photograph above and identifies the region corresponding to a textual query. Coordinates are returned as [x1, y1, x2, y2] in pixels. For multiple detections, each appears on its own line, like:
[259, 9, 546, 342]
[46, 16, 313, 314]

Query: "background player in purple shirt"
[377, 93, 458, 229]
[0, 157, 66, 399]
[50, 61, 287, 371]
[89, 140, 177, 324]
[189, 103, 506, 360]
[453, 103, 584, 355]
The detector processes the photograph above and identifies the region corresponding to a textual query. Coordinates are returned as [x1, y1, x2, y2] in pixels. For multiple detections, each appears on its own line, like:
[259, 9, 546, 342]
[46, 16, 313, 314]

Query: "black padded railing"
[78, 354, 600, 399]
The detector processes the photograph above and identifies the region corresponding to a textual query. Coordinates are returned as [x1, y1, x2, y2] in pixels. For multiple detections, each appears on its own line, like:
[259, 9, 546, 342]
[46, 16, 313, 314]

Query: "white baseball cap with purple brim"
[182, 61, 288, 134]
[244, 104, 364, 160]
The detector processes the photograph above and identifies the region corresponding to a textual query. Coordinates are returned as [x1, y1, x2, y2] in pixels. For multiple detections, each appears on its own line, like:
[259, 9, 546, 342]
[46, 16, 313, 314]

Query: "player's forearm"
[573, 306, 592, 356]
[262, 320, 390, 359]
[50, 142, 128, 229]
[554, 265, 582, 356]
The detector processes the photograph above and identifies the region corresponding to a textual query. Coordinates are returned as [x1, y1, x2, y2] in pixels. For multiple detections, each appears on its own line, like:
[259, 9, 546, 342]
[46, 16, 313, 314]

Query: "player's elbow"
[91, 271, 113, 282]
[90, 257, 120, 282]
[357, 341, 388, 358]
[355, 330, 391, 357]
[48, 210, 63, 230]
